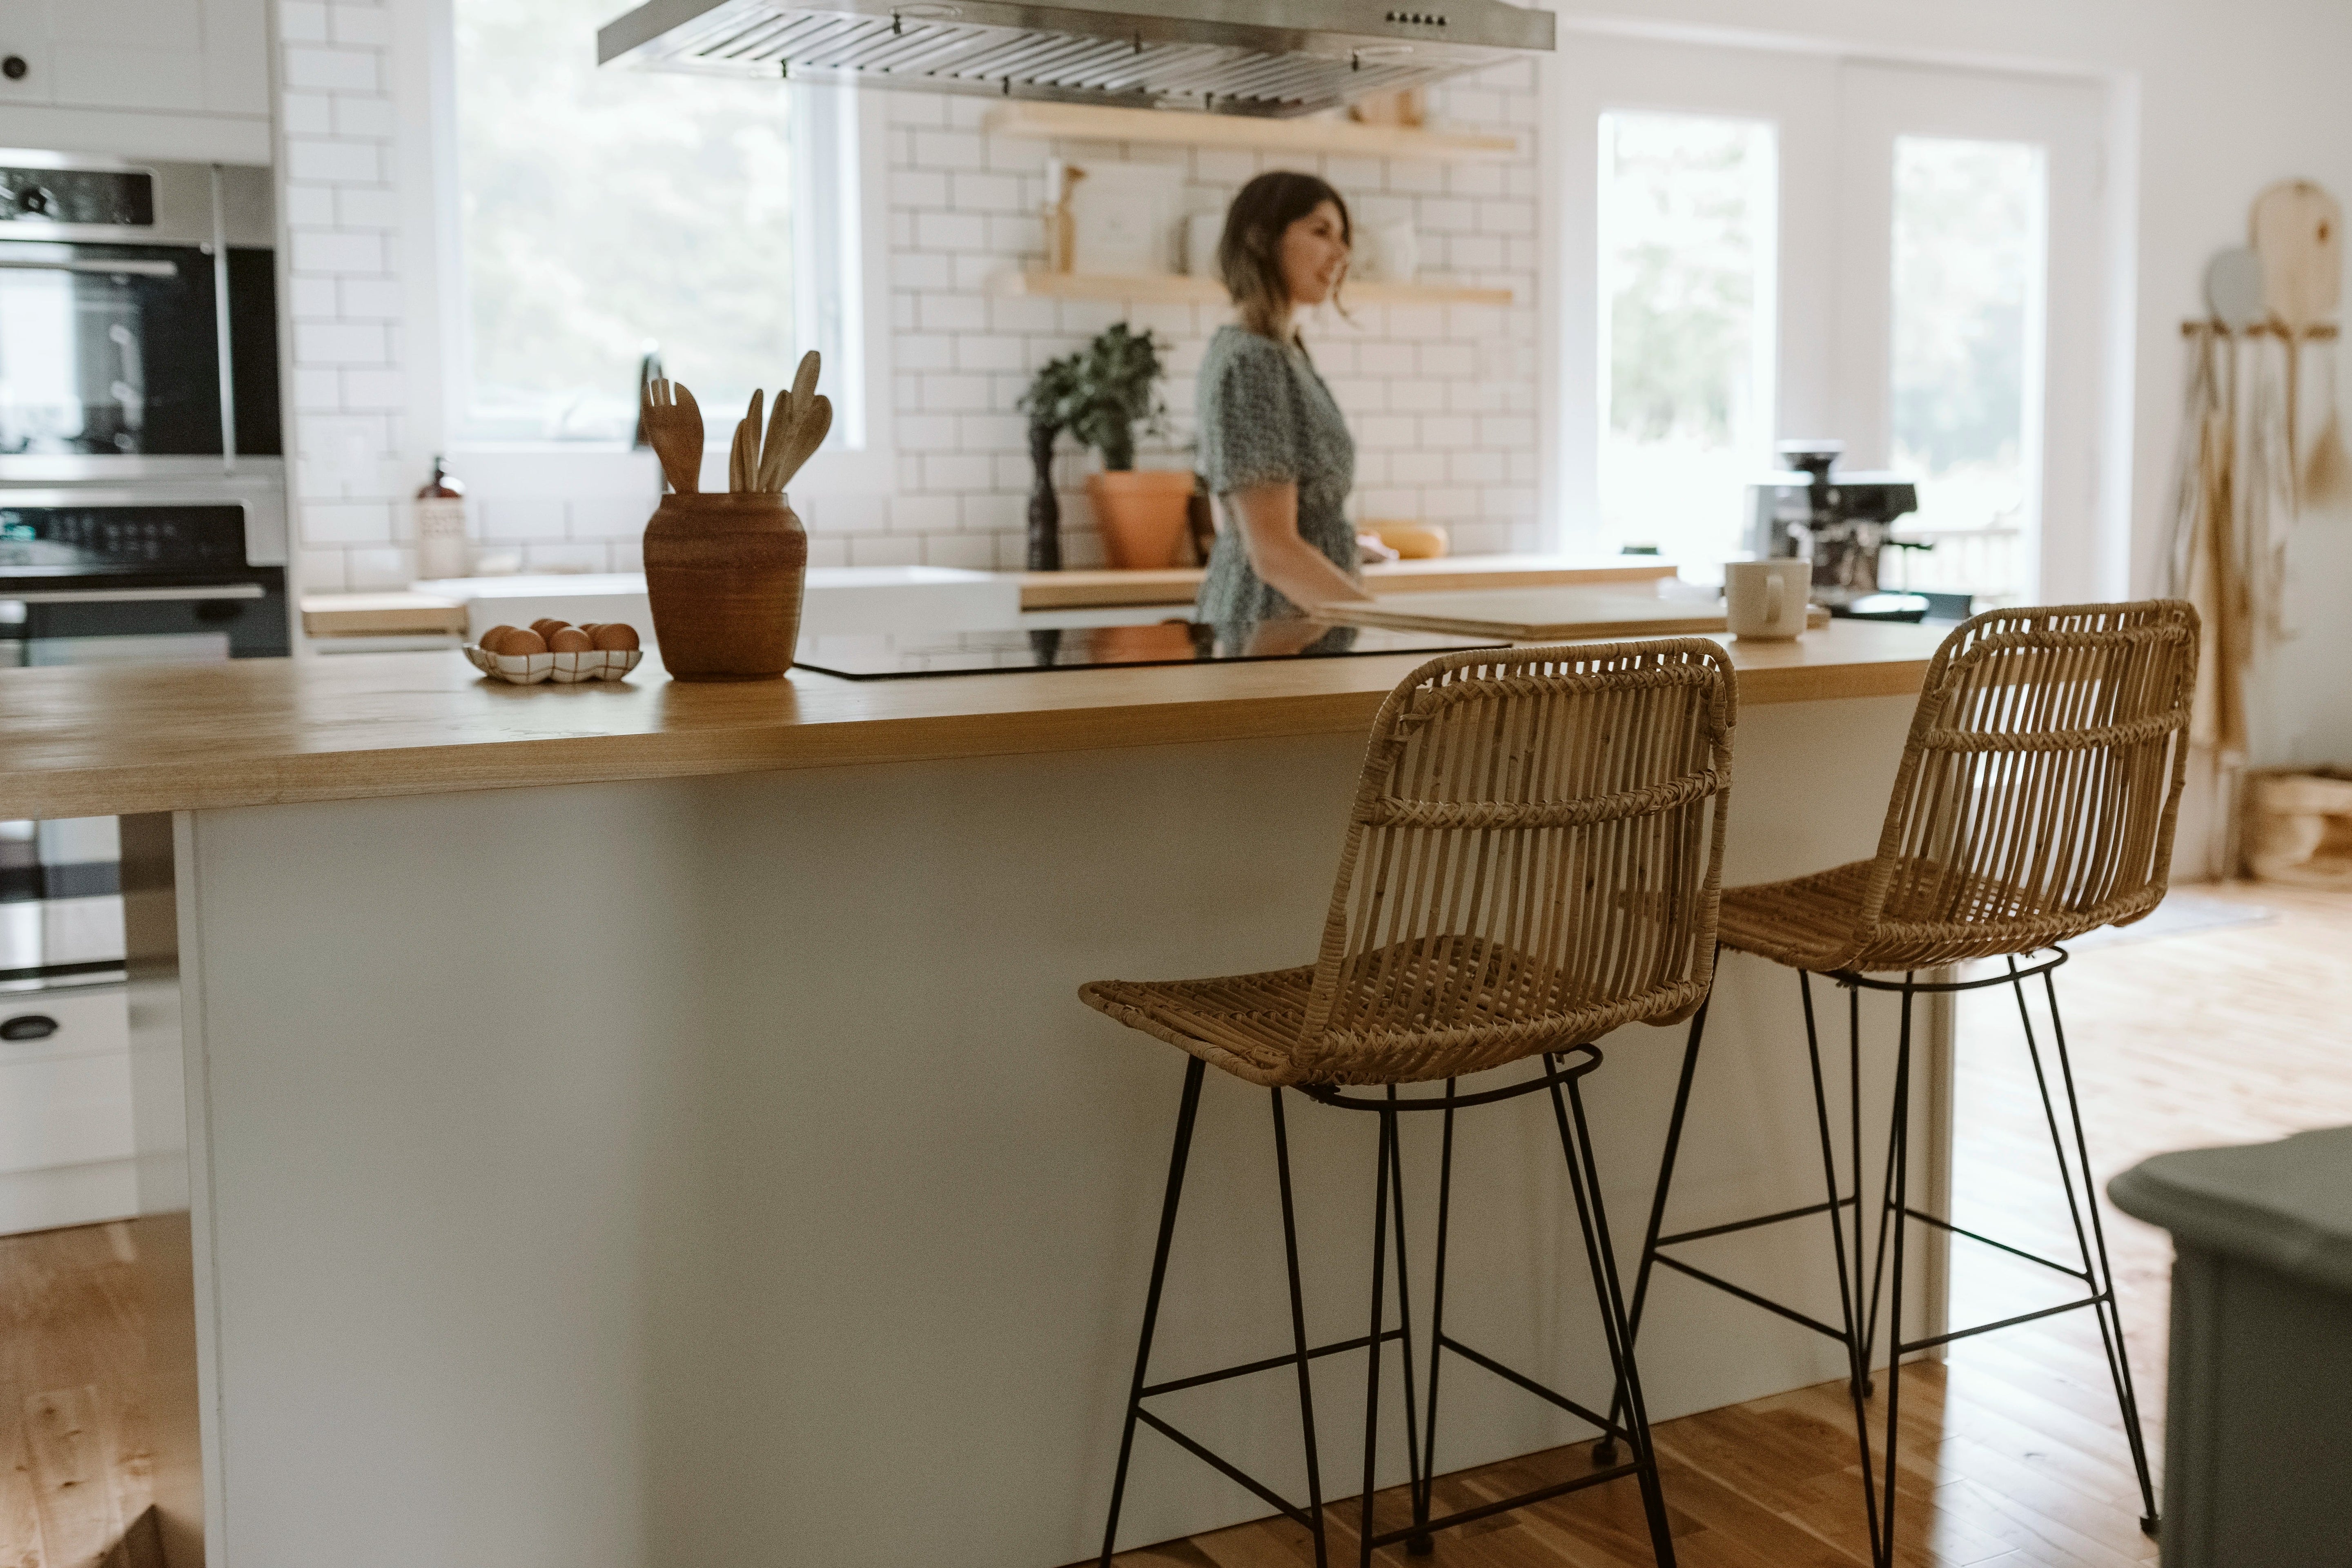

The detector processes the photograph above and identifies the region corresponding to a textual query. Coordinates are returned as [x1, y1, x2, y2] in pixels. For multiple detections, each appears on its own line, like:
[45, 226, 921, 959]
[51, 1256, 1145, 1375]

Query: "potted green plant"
[1018, 323, 1192, 570]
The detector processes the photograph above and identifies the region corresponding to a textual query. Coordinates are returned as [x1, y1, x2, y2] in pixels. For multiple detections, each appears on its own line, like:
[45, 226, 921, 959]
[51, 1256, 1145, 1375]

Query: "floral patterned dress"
[1192, 325, 1360, 623]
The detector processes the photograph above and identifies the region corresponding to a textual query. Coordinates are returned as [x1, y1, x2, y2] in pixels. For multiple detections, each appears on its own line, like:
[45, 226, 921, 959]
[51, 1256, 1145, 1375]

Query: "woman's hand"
[1225, 481, 1374, 612]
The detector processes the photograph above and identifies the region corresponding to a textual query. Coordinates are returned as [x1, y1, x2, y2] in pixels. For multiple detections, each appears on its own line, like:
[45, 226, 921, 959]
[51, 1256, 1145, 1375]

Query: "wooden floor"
[0, 1220, 164, 1568]
[2, 883, 2346, 1568]
[1100, 882, 2352, 1568]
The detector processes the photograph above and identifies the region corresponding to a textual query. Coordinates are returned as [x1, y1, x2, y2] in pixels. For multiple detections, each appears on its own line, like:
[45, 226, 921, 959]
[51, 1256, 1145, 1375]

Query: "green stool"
[2111, 1125, 2352, 1568]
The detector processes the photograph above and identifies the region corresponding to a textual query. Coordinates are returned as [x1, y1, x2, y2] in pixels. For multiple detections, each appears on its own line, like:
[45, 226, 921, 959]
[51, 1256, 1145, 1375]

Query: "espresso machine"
[1746, 441, 1930, 621]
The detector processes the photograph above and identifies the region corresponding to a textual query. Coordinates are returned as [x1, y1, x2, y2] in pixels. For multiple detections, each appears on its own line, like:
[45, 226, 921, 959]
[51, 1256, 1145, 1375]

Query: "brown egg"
[578, 622, 606, 635]
[480, 624, 521, 653]
[590, 622, 639, 652]
[505, 627, 548, 655]
[549, 626, 594, 653]
[530, 618, 569, 640]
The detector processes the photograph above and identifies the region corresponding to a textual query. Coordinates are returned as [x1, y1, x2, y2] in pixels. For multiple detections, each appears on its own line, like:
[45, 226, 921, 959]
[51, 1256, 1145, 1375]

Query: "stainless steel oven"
[0, 150, 280, 473]
[0, 149, 285, 992]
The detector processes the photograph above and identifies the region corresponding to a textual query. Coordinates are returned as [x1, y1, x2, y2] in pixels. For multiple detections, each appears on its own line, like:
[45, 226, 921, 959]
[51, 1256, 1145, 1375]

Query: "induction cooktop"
[792, 621, 1506, 680]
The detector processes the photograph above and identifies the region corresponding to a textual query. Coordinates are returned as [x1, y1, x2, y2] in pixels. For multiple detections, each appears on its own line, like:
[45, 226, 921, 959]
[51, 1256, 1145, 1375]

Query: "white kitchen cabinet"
[0, 984, 138, 1234]
[0, 0, 270, 145]
[0, 2, 55, 106]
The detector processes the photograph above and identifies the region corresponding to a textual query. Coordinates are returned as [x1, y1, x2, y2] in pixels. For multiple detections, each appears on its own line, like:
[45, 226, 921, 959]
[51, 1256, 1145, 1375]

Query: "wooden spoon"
[769, 394, 832, 490]
[639, 378, 702, 494]
[757, 351, 823, 492]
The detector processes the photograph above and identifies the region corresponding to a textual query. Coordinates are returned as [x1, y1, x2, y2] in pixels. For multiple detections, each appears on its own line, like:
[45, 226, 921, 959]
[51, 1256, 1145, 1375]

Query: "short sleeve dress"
[1193, 325, 1359, 623]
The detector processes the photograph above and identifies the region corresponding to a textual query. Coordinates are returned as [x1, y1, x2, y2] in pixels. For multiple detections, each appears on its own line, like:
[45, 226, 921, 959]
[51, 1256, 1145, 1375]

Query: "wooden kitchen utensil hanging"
[640, 359, 827, 681]
[2250, 179, 2349, 508]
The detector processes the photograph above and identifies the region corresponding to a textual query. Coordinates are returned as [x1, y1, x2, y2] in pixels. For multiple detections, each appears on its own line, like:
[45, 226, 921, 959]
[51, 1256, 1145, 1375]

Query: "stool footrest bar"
[1368, 1462, 1644, 1546]
[1139, 1328, 1403, 1399]
[1897, 1207, 2093, 1281]
[1650, 1253, 1851, 1342]
[1133, 1410, 1316, 1530]
[1656, 1195, 1853, 1249]
[1437, 1333, 1625, 1440]
[1896, 1292, 2109, 1356]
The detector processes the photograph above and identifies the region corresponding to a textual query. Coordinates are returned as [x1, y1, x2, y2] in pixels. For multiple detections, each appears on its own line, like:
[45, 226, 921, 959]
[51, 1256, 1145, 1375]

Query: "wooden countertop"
[1018, 553, 1677, 609]
[0, 621, 1944, 820]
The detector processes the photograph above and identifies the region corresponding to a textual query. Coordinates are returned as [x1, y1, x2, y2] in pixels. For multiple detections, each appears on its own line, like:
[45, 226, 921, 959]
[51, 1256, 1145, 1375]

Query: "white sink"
[416, 567, 1021, 642]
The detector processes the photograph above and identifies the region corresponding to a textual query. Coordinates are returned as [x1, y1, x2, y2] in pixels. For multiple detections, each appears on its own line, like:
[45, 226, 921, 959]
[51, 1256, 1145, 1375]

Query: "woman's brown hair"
[1216, 170, 1351, 342]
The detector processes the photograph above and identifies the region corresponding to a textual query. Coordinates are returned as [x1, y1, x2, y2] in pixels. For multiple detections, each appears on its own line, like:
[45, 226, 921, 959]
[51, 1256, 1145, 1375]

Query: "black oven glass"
[0, 242, 281, 458]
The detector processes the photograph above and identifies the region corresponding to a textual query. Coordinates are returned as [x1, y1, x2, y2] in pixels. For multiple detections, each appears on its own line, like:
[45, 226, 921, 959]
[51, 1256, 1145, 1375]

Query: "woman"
[1194, 172, 1377, 626]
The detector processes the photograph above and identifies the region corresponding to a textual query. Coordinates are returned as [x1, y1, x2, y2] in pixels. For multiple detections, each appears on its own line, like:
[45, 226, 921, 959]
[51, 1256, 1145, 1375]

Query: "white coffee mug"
[1724, 559, 1811, 640]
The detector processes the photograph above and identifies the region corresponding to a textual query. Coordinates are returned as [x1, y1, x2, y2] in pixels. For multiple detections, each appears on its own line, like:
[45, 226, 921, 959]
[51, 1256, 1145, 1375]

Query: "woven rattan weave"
[1082, 639, 1737, 1087]
[1716, 600, 2199, 973]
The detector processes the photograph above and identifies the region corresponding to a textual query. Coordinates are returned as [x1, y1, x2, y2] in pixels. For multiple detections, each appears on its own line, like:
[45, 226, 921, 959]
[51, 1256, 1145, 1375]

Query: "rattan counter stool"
[1603, 601, 2198, 1568]
[1082, 641, 1736, 1568]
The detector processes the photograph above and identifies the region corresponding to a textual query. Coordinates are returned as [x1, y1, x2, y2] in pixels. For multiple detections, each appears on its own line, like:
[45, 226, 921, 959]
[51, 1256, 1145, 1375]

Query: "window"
[1885, 137, 2045, 602]
[1596, 111, 1777, 569]
[451, 0, 865, 447]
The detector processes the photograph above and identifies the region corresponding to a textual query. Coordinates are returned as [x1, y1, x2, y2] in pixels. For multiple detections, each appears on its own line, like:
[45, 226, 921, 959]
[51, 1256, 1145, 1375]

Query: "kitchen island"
[0, 622, 1953, 1568]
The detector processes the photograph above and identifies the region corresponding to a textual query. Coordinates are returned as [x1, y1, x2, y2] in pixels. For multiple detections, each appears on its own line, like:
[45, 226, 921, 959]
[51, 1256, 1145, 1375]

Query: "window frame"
[418, 4, 893, 496]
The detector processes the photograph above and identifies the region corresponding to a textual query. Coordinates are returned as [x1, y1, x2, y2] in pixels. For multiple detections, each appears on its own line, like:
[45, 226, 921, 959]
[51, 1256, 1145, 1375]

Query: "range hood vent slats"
[600, 0, 1550, 117]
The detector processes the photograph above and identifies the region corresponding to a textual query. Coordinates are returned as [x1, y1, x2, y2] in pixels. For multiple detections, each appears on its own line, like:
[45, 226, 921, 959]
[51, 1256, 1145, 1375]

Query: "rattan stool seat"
[1716, 858, 2167, 973]
[1085, 936, 1684, 1089]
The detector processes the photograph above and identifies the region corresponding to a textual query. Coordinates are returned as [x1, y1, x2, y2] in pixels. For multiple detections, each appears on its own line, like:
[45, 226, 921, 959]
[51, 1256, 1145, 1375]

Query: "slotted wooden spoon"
[639, 378, 702, 494]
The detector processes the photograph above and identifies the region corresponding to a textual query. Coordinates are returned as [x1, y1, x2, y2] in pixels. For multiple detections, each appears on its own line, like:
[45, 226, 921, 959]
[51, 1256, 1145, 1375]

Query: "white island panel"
[177, 695, 1939, 1567]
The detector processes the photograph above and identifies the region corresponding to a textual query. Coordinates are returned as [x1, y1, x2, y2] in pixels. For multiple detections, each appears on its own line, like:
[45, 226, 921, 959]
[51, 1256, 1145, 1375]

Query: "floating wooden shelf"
[996, 270, 1513, 307]
[982, 101, 1519, 162]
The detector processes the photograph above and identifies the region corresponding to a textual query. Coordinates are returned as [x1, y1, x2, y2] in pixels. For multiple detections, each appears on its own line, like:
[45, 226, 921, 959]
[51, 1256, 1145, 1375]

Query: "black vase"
[1026, 425, 1061, 572]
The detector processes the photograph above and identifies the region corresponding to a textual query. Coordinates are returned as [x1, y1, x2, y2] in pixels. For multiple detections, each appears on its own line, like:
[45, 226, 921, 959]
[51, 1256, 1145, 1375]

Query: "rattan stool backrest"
[1293, 639, 1736, 1086]
[1833, 599, 2200, 969]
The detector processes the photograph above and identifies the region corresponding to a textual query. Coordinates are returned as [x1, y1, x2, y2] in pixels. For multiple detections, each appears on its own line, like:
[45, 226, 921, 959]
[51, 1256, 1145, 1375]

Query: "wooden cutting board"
[1318, 588, 1828, 641]
[2250, 179, 2343, 332]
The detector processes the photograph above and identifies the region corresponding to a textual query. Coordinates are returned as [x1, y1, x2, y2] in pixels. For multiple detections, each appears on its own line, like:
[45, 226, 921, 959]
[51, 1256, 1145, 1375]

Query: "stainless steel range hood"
[597, 0, 1553, 118]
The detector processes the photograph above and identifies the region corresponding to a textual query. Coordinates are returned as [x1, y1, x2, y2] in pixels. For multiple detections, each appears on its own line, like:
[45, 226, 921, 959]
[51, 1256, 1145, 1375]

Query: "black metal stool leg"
[1412, 1083, 1458, 1554]
[1550, 1054, 1677, 1567]
[1101, 1057, 1209, 1567]
[1270, 1088, 1332, 1568]
[1595, 987, 1714, 1468]
[1359, 1105, 1396, 1568]
[1874, 978, 1918, 1568]
[1800, 972, 1883, 1563]
[2011, 960, 2162, 1537]
[1382, 1087, 1430, 1555]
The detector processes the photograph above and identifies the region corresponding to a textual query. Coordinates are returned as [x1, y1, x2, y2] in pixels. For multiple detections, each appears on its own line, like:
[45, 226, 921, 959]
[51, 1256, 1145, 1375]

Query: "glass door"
[1833, 65, 2108, 605]
[1556, 44, 2114, 604]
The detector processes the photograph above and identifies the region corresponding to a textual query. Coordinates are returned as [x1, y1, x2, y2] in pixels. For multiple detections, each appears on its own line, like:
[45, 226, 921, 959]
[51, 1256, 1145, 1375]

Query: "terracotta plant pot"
[1086, 470, 1196, 569]
[642, 492, 807, 681]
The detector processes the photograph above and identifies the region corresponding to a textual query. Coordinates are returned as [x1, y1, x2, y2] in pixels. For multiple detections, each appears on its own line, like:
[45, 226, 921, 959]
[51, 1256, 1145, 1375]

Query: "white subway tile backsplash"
[912, 129, 986, 171]
[292, 229, 383, 275]
[478, 497, 567, 541]
[850, 535, 922, 568]
[282, 44, 375, 92]
[924, 533, 993, 570]
[302, 501, 394, 544]
[332, 92, 397, 138]
[915, 211, 987, 251]
[919, 293, 989, 332]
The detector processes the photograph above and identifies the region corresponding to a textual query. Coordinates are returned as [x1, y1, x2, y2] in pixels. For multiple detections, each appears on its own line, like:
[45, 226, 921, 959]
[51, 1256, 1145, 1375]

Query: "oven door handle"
[1, 584, 265, 604]
[0, 257, 180, 278]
